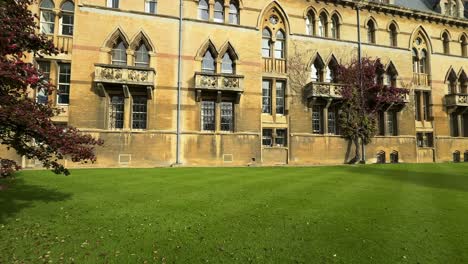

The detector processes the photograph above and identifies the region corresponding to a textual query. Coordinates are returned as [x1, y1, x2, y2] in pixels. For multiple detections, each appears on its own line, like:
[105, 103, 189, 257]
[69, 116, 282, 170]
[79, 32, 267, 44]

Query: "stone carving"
[223, 77, 239, 88]
[200, 75, 217, 88]
[95, 65, 154, 85]
[458, 95, 468, 104]
[196, 73, 243, 91]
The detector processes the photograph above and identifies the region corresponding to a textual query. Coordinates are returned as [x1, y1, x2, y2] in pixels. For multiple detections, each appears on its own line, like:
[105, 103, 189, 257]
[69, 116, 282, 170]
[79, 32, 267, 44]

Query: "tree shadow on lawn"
[0, 178, 72, 224]
[343, 165, 468, 193]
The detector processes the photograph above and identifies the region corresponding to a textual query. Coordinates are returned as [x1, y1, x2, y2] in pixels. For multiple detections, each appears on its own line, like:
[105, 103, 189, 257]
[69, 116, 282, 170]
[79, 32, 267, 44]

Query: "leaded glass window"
[201, 101, 215, 131]
[262, 80, 272, 114]
[262, 129, 273, 146]
[135, 44, 150, 67]
[199, 0, 209, 20]
[112, 41, 127, 65]
[132, 96, 147, 129]
[214, 0, 224, 23]
[109, 95, 124, 129]
[221, 102, 234, 132]
[276, 81, 285, 115]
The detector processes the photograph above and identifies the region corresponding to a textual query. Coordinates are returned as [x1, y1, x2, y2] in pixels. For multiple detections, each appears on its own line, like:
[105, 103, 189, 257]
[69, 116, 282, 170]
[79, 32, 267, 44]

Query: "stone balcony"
[46, 35, 73, 55]
[304, 82, 345, 100]
[412, 73, 431, 87]
[445, 93, 468, 107]
[194, 72, 244, 103]
[94, 64, 156, 86]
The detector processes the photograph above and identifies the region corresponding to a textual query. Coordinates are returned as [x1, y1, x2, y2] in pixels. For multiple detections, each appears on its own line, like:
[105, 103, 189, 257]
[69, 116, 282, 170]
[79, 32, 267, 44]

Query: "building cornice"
[312, 0, 468, 28]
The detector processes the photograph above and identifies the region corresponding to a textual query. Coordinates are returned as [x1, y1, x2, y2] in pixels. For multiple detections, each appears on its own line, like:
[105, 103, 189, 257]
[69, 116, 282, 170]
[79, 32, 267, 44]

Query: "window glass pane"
[132, 96, 147, 129]
[328, 110, 336, 134]
[276, 81, 285, 115]
[61, 1, 74, 12]
[312, 105, 322, 134]
[221, 53, 233, 74]
[112, 0, 119, 8]
[199, 0, 209, 20]
[229, 2, 239, 24]
[262, 39, 271, 58]
[221, 102, 234, 132]
[146, 0, 157, 13]
[262, 129, 272, 146]
[274, 40, 284, 59]
[37, 61, 51, 104]
[275, 129, 287, 147]
[58, 63, 71, 104]
[40, 0, 54, 9]
[202, 50, 215, 73]
[61, 14, 74, 35]
[135, 44, 150, 67]
[201, 101, 215, 131]
[112, 41, 127, 65]
[214, 0, 224, 22]
[109, 95, 124, 129]
[40, 11, 55, 34]
[262, 80, 271, 114]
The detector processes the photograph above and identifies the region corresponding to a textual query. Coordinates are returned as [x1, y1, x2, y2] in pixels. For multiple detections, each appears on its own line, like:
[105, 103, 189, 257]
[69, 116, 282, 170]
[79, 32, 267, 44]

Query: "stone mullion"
[209, 0, 215, 22]
[224, 3, 230, 24]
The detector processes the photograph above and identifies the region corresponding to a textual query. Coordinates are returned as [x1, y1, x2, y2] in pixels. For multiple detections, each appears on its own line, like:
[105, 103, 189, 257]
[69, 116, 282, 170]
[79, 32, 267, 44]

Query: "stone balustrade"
[445, 94, 468, 107]
[194, 72, 244, 92]
[94, 64, 156, 86]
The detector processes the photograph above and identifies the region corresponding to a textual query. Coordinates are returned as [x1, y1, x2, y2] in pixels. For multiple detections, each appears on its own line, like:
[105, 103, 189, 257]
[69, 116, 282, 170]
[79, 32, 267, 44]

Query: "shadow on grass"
[344, 165, 468, 193]
[0, 178, 72, 224]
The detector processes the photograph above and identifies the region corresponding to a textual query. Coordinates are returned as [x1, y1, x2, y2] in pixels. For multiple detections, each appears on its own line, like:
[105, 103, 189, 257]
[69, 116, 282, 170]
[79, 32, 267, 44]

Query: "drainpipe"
[355, 0, 366, 164]
[176, 0, 183, 165]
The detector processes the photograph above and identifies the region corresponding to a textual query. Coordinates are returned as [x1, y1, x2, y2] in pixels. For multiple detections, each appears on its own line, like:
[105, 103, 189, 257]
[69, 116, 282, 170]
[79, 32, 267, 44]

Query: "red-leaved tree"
[0, 0, 103, 177]
[337, 58, 408, 163]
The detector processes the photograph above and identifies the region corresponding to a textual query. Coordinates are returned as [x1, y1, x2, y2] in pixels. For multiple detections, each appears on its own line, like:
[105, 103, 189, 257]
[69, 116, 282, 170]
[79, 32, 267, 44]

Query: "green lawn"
[1, 164, 468, 263]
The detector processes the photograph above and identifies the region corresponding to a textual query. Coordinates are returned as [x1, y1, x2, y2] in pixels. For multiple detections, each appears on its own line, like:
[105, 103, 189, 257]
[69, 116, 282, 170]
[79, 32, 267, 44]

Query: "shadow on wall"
[0, 179, 72, 224]
[343, 165, 468, 193]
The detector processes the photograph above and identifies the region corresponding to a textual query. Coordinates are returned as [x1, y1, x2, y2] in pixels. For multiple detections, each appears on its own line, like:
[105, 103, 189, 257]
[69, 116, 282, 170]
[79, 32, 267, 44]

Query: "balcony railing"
[445, 94, 468, 107]
[94, 64, 156, 86]
[412, 73, 431, 87]
[194, 72, 244, 92]
[263, 58, 287, 74]
[305, 82, 345, 99]
[47, 35, 73, 54]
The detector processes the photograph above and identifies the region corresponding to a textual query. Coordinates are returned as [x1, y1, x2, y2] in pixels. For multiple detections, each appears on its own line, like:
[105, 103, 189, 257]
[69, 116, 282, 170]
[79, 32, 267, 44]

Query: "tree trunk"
[350, 137, 361, 164]
[360, 137, 366, 164]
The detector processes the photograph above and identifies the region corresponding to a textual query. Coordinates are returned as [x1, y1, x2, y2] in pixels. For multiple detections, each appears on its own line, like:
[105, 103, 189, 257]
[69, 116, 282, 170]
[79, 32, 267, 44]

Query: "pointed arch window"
[221, 53, 234, 74]
[112, 40, 127, 66]
[306, 12, 315, 35]
[60, 1, 74, 36]
[311, 56, 325, 82]
[442, 32, 450, 54]
[412, 49, 419, 73]
[229, 0, 239, 24]
[367, 20, 376, 44]
[461, 35, 467, 57]
[214, 0, 224, 23]
[135, 43, 150, 67]
[262, 28, 272, 58]
[202, 50, 216, 73]
[419, 50, 427, 74]
[318, 13, 327, 37]
[40, 0, 55, 34]
[274, 30, 285, 59]
[389, 23, 398, 47]
[199, 0, 209, 20]
[330, 14, 340, 39]
[459, 71, 467, 94]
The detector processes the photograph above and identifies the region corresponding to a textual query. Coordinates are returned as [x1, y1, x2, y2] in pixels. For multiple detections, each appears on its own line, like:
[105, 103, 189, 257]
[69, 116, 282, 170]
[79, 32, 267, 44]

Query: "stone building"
[8, 0, 468, 167]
